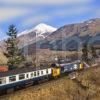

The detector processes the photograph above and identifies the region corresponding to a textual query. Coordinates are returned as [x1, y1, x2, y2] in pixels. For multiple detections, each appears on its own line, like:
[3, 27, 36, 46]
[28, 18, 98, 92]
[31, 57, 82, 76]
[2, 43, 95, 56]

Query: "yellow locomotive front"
[51, 64, 61, 77]
[79, 62, 84, 70]
[52, 67, 61, 77]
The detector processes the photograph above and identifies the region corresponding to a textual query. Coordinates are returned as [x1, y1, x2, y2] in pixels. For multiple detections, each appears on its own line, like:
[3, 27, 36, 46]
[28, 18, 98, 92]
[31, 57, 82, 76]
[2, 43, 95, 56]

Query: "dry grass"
[27, 49, 79, 66]
[0, 52, 7, 64]
[0, 77, 77, 100]
[0, 48, 78, 66]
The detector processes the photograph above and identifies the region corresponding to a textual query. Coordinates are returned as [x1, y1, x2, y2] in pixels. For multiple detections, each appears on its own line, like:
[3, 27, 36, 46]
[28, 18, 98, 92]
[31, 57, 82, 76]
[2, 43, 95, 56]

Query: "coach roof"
[0, 66, 51, 77]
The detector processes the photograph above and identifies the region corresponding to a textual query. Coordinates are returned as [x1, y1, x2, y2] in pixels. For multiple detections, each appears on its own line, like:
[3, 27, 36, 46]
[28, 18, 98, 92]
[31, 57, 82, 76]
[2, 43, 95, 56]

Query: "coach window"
[34, 72, 36, 76]
[9, 76, 16, 82]
[0, 78, 6, 84]
[19, 74, 25, 80]
[41, 71, 43, 75]
[31, 73, 34, 77]
[26, 74, 29, 78]
[46, 69, 48, 74]
[0, 78, 3, 84]
[37, 71, 39, 76]
[0, 79, 2, 84]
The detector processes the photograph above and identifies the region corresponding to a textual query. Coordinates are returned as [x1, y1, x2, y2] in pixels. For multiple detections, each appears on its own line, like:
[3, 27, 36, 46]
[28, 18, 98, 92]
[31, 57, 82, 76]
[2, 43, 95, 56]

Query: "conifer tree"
[82, 43, 89, 62]
[4, 25, 24, 70]
[91, 45, 97, 59]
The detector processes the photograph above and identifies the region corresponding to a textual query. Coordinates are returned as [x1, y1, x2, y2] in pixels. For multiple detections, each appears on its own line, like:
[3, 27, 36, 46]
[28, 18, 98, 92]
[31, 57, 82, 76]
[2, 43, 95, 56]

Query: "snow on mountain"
[17, 30, 29, 37]
[34, 23, 57, 34]
[18, 23, 57, 38]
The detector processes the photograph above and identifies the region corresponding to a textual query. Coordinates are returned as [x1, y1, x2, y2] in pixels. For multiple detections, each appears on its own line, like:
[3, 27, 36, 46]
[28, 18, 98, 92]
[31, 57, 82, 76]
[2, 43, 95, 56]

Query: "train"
[0, 60, 84, 94]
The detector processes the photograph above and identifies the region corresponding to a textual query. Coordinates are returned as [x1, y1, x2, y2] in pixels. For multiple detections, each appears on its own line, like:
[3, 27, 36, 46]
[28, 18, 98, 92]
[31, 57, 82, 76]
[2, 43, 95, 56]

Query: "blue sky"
[0, 0, 100, 40]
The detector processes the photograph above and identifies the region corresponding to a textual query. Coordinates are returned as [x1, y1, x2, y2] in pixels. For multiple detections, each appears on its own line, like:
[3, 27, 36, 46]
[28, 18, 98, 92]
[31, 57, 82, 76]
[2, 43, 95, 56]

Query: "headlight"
[74, 64, 78, 69]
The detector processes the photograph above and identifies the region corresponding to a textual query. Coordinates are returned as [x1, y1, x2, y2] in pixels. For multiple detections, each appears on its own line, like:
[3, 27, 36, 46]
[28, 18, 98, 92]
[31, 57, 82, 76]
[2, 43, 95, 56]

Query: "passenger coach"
[0, 67, 52, 91]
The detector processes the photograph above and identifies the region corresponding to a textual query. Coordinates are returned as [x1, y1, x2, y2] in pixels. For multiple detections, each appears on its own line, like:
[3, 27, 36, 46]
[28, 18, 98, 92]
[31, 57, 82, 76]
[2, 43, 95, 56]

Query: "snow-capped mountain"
[18, 23, 57, 38]
[34, 23, 57, 37]
[18, 23, 57, 47]
[0, 18, 100, 64]
[17, 30, 29, 37]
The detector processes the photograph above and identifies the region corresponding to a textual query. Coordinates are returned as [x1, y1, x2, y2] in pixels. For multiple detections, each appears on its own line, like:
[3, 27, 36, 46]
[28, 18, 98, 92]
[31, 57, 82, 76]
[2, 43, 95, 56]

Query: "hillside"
[0, 66, 100, 100]
[18, 23, 57, 47]
[0, 18, 100, 65]
[48, 18, 100, 40]
[22, 18, 100, 54]
[1, 18, 100, 49]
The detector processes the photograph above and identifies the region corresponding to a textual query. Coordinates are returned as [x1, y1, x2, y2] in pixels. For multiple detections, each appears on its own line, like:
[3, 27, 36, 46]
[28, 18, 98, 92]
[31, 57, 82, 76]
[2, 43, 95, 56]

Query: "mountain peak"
[18, 23, 57, 37]
[84, 18, 100, 24]
[34, 23, 57, 34]
[34, 23, 49, 28]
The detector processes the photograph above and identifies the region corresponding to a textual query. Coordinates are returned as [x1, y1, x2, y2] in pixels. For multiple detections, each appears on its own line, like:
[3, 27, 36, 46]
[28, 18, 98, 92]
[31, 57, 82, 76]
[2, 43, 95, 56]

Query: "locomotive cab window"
[19, 74, 25, 80]
[9, 76, 16, 82]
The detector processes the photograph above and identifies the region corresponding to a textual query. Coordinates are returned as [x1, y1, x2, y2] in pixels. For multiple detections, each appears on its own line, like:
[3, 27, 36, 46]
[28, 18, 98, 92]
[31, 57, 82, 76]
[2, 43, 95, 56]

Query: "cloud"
[0, 0, 92, 5]
[53, 6, 91, 17]
[33, 0, 92, 5]
[22, 15, 50, 27]
[0, 7, 31, 23]
[22, 5, 92, 28]
[0, 0, 93, 23]
[0, 0, 95, 34]
[94, 9, 100, 17]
